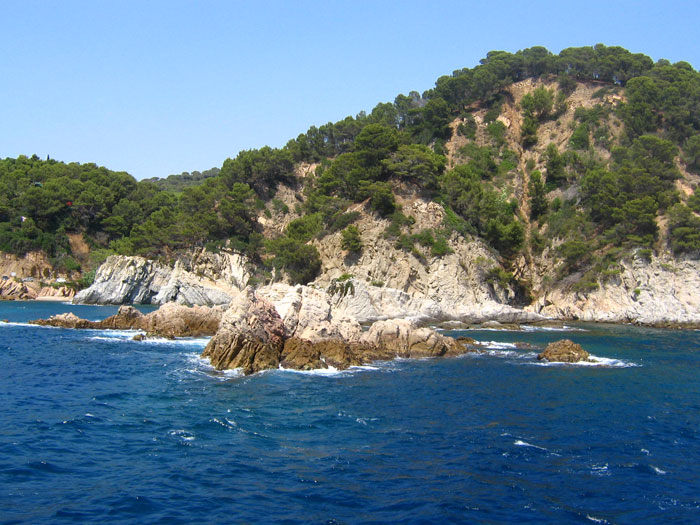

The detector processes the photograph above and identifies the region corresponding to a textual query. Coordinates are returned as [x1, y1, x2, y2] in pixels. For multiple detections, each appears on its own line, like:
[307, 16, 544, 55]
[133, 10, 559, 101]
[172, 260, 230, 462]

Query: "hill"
[2, 44, 700, 322]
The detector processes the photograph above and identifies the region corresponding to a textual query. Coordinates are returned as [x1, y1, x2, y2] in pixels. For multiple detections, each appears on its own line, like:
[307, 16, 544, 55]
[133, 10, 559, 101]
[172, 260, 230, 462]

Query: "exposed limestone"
[37, 286, 75, 300]
[529, 255, 700, 325]
[360, 318, 463, 358]
[74, 250, 250, 306]
[537, 339, 590, 363]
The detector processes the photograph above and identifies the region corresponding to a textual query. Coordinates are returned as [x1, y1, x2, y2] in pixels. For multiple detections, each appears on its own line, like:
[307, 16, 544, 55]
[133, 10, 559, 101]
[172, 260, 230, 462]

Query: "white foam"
[483, 341, 518, 350]
[88, 332, 210, 348]
[586, 515, 609, 523]
[521, 325, 588, 332]
[527, 354, 639, 368]
[169, 429, 195, 441]
[652, 465, 667, 475]
[0, 321, 38, 328]
[514, 439, 547, 451]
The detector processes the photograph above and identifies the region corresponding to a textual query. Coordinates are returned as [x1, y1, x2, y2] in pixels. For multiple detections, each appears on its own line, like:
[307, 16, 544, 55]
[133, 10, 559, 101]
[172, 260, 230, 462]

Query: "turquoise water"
[1, 301, 699, 523]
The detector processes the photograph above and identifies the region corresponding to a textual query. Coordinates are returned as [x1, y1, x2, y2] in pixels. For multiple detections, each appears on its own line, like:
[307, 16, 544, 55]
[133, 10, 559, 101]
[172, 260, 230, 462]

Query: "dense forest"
[2, 44, 700, 291]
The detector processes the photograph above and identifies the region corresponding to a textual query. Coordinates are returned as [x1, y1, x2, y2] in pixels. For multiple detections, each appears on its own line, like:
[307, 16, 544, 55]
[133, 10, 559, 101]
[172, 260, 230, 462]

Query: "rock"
[132, 333, 145, 341]
[73, 256, 172, 304]
[32, 312, 94, 329]
[37, 286, 75, 300]
[201, 289, 286, 375]
[537, 339, 590, 363]
[280, 337, 372, 371]
[528, 255, 700, 326]
[74, 250, 251, 306]
[201, 286, 473, 375]
[481, 320, 521, 330]
[30, 303, 222, 337]
[360, 318, 463, 358]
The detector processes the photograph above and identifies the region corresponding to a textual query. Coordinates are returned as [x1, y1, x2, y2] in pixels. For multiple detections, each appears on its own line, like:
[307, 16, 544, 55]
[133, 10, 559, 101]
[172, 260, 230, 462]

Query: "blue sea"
[1, 301, 699, 524]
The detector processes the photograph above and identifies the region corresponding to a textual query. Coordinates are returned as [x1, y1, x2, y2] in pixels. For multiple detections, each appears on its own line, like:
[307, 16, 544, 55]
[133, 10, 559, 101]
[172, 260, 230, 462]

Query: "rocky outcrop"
[201, 285, 473, 375]
[37, 286, 75, 300]
[73, 256, 171, 304]
[30, 303, 222, 337]
[201, 288, 286, 374]
[360, 318, 463, 358]
[537, 339, 590, 363]
[74, 249, 250, 306]
[530, 254, 700, 325]
[0, 279, 39, 300]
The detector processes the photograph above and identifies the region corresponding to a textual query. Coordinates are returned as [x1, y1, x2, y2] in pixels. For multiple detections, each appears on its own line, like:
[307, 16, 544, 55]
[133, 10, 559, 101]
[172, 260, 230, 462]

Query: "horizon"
[2, 0, 699, 180]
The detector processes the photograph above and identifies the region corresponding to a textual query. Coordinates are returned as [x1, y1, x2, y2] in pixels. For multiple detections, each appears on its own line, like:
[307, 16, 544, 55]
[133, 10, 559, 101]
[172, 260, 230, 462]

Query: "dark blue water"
[1, 302, 699, 524]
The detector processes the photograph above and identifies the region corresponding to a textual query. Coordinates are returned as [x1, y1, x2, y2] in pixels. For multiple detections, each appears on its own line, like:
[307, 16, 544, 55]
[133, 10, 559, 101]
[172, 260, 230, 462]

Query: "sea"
[1, 301, 699, 524]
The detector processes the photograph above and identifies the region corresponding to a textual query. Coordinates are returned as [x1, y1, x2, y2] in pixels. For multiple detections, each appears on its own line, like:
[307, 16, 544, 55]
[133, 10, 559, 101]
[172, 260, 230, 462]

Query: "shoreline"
[4, 295, 697, 331]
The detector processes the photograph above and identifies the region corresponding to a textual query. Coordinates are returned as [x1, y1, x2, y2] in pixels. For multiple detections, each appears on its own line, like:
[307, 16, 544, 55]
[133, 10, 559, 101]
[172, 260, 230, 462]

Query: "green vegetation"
[3, 44, 700, 289]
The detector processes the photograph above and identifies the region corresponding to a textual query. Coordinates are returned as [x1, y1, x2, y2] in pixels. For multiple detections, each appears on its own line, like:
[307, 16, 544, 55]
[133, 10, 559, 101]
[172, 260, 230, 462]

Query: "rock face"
[74, 250, 250, 306]
[31, 303, 222, 337]
[312, 199, 544, 325]
[537, 339, 590, 363]
[201, 285, 472, 375]
[528, 255, 700, 326]
[201, 288, 286, 375]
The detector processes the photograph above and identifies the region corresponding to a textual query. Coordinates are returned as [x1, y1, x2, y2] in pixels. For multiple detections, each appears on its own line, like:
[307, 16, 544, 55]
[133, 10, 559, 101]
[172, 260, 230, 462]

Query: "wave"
[465, 342, 639, 368]
[521, 325, 588, 332]
[527, 355, 639, 368]
[513, 439, 548, 451]
[87, 332, 211, 348]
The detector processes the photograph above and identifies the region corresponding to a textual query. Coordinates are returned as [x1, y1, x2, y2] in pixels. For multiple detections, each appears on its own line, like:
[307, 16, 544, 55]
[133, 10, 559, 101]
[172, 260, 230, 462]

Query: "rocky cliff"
[530, 254, 700, 326]
[74, 249, 250, 306]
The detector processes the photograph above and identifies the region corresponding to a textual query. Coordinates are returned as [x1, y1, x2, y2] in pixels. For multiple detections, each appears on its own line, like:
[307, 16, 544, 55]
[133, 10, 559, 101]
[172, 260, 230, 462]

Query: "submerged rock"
[537, 339, 590, 363]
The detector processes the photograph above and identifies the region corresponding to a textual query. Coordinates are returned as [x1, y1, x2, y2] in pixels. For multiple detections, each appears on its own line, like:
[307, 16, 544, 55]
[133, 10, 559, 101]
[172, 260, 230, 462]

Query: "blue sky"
[2, 0, 699, 180]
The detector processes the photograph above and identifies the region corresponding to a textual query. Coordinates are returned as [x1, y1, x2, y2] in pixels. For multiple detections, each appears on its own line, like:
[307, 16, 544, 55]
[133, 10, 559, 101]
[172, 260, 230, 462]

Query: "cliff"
[74, 249, 250, 306]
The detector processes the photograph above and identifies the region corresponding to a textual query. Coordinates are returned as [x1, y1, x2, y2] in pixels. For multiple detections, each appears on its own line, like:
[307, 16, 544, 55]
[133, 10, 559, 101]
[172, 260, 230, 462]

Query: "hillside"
[2, 44, 700, 322]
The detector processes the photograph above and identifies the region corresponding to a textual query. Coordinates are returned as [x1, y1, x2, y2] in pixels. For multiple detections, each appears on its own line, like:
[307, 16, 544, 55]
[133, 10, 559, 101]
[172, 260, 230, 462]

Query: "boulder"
[537, 339, 590, 362]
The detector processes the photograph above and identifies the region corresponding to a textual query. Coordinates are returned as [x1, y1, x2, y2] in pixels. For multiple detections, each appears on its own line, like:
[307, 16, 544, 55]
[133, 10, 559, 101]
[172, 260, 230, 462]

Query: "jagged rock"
[132, 333, 146, 341]
[32, 312, 94, 329]
[360, 318, 463, 358]
[280, 338, 374, 371]
[481, 320, 521, 330]
[201, 289, 286, 375]
[142, 302, 222, 337]
[537, 339, 590, 363]
[74, 250, 250, 306]
[529, 255, 700, 325]
[73, 256, 171, 304]
[30, 303, 222, 337]
[200, 286, 474, 375]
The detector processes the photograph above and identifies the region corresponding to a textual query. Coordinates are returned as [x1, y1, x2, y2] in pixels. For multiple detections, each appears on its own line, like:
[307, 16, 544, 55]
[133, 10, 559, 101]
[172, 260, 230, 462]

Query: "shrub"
[341, 225, 362, 253]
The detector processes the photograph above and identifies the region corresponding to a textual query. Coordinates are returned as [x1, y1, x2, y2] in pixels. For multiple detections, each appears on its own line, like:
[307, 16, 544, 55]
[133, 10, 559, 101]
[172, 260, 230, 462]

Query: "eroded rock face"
[30, 303, 222, 338]
[537, 339, 590, 363]
[74, 250, 251, 306]
[201, 289, 286, 375]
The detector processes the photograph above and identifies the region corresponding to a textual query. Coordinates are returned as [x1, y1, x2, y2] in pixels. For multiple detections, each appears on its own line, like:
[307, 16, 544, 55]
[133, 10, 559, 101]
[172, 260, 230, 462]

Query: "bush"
[268, 237, 322, 284]
[341, 225, 362, 253]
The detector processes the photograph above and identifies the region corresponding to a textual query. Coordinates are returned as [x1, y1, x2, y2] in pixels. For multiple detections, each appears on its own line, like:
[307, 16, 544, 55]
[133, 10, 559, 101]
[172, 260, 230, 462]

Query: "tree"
[529, 171, 547, 219]
[382, 144, 446, 189]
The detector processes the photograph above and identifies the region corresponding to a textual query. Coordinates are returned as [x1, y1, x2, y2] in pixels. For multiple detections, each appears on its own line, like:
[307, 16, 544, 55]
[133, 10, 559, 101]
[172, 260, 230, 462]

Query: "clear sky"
[2, 0, 699, 180]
